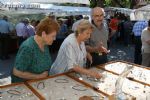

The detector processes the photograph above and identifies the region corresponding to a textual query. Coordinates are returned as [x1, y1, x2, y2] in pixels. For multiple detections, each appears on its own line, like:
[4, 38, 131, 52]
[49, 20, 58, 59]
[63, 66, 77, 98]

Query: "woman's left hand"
[90, 71, 102, 79]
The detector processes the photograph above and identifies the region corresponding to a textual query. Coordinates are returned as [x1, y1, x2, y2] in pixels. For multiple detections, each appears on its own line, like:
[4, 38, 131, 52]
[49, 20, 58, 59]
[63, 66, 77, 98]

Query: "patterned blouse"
[11, 36, 52, 83]
[49, 34, 87, 75]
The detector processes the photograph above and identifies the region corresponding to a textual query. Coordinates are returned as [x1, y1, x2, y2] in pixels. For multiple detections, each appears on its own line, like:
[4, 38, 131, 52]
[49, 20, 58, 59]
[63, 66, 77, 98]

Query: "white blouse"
[49, 34, 87, 75]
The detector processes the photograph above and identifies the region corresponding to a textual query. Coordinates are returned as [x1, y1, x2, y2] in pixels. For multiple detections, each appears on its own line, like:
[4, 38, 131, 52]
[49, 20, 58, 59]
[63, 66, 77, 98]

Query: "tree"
[130, 0, 138, 9]
[89, 0, 140, 9]
[89, 0, 97, 8]
[97, 0, 105, 7]
[89, 0, 105, 8]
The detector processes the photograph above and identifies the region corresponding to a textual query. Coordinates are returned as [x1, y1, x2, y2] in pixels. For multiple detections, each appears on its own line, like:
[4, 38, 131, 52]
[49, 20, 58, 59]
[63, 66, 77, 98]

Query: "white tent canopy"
[0, 0, 91, 16]
[0, 3, 91, 16]
[136, 4, 150, 12]
[0, 0, 90, 5]
[105, 7, 133, 16]
[130, 4, 150, 20]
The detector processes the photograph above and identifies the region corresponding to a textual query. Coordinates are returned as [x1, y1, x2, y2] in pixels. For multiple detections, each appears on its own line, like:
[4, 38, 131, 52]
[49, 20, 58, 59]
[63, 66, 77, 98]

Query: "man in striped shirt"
[132, 20, 148, 64]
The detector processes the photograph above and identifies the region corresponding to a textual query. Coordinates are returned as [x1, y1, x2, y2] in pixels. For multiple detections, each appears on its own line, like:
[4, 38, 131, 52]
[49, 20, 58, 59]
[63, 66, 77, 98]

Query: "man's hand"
[98, 46, 109, 54]
[96, 43, 110, 54]
[96, 42, 110, 54]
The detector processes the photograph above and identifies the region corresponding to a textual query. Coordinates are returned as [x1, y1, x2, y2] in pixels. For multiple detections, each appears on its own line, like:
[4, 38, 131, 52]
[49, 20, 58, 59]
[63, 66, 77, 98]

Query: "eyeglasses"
[93, 14, 104, 18]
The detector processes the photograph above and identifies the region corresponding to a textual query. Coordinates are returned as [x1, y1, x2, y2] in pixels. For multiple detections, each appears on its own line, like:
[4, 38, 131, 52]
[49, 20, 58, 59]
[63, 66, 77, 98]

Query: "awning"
[0, 0, 90, 5]
[105, 7, 133, 16]
[0, 3, 91, 16]
[130, 5, 150, 20]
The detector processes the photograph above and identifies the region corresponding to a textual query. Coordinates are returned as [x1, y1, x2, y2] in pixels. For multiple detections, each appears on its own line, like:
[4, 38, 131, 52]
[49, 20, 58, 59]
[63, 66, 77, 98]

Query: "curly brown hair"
[36, 17, 60, 36]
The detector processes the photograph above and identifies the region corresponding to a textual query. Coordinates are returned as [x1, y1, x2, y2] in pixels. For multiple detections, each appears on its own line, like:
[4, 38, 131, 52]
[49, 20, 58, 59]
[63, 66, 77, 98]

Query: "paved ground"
[0, 42, 135, 80]
[108, 43, 134, 62]
[0, 54, 15, 78]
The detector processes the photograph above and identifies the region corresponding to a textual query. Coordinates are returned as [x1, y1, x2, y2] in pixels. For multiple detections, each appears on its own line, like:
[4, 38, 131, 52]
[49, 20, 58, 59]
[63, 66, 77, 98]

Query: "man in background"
[141, 19, 150, 67]
[132, 20, 148, 65]
[0, 16, 14, 60]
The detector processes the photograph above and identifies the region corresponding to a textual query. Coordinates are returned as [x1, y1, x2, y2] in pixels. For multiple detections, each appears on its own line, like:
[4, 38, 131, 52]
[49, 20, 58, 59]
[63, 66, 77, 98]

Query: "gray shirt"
[87, 23, 109, 48]
[49, 34, 87, 75]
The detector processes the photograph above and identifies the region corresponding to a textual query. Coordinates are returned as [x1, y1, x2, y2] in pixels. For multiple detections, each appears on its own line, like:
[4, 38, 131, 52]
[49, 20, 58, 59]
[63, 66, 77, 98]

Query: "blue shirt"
[57, 24, 67, 37]
[27, 24, 35, 36]
[132, 21, 148, 36]
[0, 19, 13, 34]
[16, 22, 28, 37]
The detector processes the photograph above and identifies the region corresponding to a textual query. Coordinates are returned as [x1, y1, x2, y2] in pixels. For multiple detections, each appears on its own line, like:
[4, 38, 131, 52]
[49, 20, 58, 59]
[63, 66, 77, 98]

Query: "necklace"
[75, 73, 82, 78]
[55, 79, 69, 83]
[87, 76, 100, 82]
[7, 89, 21, 96]
[37, 81, 45, 89]
[72, 84, 87, 91]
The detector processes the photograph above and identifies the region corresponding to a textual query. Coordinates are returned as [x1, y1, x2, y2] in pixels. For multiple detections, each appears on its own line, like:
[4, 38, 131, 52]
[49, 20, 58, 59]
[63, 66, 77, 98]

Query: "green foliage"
[105, 0, 112, 7]
[90, 0, 131, 8]
[120, 0, 130, 8]
[89, 0, 97, 8]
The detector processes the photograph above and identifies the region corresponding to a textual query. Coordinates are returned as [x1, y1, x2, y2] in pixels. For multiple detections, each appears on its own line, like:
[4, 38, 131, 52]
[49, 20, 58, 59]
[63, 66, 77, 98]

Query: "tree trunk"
[97, 0, 105, 7]
[130, 0, 139, 9]
[113, 0, 125, 8]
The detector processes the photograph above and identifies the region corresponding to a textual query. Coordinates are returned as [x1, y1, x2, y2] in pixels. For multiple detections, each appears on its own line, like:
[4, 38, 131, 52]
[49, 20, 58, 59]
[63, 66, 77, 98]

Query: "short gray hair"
[75, 19, 94, 36]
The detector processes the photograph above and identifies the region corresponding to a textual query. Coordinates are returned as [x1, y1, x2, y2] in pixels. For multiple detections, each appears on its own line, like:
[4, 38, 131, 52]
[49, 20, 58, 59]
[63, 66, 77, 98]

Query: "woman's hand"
[13, 68, 49, 80]
[90, 71, 102, 79]
[38, 71, 48, 79]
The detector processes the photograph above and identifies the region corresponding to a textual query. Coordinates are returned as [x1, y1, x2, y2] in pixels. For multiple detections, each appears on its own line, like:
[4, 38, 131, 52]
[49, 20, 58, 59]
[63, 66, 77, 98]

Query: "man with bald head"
[86, 7, 109, 66]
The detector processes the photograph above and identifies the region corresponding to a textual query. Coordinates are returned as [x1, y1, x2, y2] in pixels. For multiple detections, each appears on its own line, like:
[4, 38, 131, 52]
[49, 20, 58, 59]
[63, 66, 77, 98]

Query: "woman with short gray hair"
[49, 20, 102, 78]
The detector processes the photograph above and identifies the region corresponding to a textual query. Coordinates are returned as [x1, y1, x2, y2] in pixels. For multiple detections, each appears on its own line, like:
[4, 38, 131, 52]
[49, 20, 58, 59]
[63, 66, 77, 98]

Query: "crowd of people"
[0, 16, 40, 60]
[107, 11, 150, 67]
[0, 6, 150, 83]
